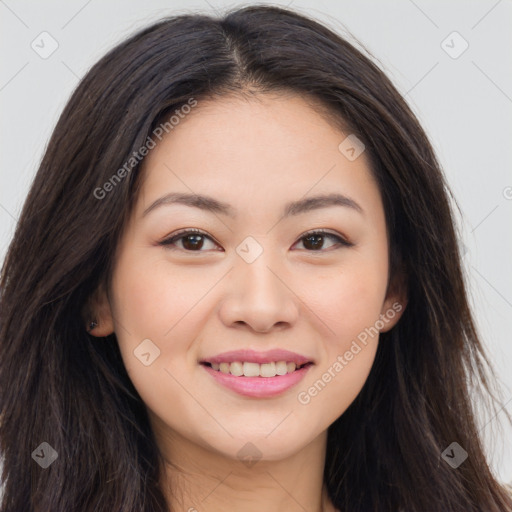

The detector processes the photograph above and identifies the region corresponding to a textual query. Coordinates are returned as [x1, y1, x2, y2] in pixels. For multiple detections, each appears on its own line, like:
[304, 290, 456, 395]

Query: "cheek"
[108, 252, 213, 426]
[292, 253, 387, 418]
[111, 250, 215, 337]
[294, 274, 383, 427]
[109, 250, 215, 381]
[303, 258, 388, 345]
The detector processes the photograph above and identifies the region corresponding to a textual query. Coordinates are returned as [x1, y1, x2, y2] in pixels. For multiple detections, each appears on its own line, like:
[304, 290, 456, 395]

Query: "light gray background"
[1, 0, 511, 484]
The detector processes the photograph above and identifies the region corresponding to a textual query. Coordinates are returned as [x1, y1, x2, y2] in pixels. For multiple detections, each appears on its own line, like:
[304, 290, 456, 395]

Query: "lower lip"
[201, 363, 312, 398]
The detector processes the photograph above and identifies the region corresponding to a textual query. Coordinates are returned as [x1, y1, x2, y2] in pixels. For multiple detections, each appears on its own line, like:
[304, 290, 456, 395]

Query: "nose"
[218, 252, 299, 333]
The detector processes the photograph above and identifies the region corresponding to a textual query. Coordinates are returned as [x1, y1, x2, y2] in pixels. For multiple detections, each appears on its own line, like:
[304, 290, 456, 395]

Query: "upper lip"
[200, 349, 313, 366]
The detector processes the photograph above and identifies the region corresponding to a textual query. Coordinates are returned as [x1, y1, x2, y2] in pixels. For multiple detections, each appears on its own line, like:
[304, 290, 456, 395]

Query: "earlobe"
[379, 297, 407, 333]
[83, 282, 115, 337]
[379, 272, 408, 333]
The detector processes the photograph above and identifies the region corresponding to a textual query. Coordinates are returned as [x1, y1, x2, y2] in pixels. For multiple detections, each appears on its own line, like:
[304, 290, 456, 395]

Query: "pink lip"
[201, 363, 312, 398]
[200, 349, 312, 366]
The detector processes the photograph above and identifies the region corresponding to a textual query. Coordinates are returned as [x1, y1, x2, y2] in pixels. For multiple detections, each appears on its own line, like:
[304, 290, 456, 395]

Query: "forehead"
[135, 92, 380, 219]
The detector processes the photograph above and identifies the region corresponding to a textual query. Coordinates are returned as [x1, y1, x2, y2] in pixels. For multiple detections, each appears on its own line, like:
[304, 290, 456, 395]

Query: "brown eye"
[181, 234, 206, 251]
[294, 230, 353, 251]
[302, 233, 326, 250]
[160, 229, 220, 252]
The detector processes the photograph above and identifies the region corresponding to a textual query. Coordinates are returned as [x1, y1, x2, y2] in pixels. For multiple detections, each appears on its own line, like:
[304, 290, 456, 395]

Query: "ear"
[379, 269, 408, 333]
[82, 281, 115, 337]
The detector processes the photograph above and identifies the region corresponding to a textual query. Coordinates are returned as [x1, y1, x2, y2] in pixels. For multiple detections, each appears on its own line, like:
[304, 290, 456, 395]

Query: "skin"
[90, 92, 406, 512]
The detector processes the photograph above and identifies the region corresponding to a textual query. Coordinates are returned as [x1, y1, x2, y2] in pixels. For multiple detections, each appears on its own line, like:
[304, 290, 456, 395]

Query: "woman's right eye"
[159, 229, 221, 252]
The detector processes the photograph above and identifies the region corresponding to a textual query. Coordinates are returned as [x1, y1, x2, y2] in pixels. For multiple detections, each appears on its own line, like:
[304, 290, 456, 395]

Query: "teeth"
[208, 360, 303, 377]
[230, 361, 244, 376]
[243, 362, 260, 377]
[276, 361, 288, 375]
[260, 362, 276, 377]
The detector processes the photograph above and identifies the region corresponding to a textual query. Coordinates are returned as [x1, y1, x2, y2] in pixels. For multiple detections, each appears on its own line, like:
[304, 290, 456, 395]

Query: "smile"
[199, 349, 314, 398]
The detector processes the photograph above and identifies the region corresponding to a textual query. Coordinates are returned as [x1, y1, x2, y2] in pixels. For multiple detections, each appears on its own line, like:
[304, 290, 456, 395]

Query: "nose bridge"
[218, 236, 299, 331]
[235, 236, 287, 300]
[237, 248, 281, 295]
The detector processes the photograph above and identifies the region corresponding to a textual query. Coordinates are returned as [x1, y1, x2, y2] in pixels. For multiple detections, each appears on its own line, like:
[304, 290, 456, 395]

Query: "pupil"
[304, 234, 323, 250]
[183, 235, 203, 250]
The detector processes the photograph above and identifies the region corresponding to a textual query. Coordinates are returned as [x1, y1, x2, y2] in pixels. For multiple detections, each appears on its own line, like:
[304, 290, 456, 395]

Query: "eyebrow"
[142, 192, 363, 218]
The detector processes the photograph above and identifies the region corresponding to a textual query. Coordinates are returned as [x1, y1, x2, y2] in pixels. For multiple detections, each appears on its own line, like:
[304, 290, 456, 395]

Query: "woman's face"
[97, 93, 404, 462]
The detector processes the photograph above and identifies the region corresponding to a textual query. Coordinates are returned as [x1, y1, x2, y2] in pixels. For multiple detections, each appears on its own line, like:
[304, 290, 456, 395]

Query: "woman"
[1, 5, 511, 511]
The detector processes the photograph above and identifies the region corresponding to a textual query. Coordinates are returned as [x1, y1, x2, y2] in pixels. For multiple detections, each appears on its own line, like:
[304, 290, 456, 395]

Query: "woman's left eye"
[159, 229, 352, 252]
[292, 230, 353, 251]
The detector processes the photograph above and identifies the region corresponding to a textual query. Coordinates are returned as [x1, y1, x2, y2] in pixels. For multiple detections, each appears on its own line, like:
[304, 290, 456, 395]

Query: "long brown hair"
[1, 5, 511, 511]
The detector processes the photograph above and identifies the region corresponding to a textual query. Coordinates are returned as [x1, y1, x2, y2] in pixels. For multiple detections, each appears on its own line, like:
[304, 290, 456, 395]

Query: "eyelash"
[159, 228, 354, 252]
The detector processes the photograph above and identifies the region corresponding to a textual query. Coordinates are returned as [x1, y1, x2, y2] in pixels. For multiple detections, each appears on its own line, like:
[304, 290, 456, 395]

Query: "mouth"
[199, 349, 314, 398]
